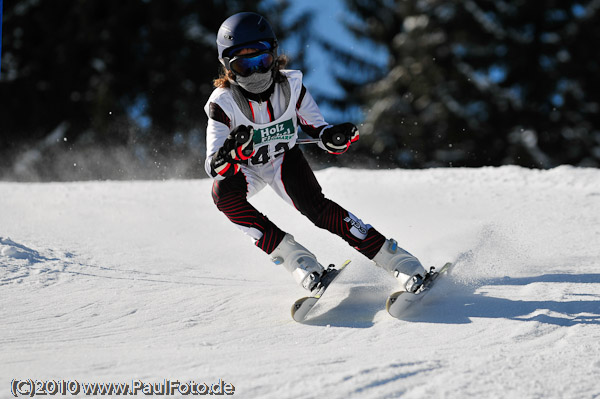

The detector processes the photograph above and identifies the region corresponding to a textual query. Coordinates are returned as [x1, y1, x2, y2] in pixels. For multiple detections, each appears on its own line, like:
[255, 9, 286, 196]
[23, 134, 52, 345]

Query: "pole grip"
[235, 129, 250, 144]
[233, 127, 254, 158]
[330, 132, 346, 146]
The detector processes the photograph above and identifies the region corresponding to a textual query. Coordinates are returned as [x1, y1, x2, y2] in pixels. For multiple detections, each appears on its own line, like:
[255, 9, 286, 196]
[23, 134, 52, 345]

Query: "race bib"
[252, 119, 295, 145]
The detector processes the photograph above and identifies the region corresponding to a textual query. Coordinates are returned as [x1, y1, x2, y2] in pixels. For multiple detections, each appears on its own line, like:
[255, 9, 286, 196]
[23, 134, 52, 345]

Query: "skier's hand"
[224, 125, 255, 162]
[210, 125, 254, 177]
[319, 123, 359, 154]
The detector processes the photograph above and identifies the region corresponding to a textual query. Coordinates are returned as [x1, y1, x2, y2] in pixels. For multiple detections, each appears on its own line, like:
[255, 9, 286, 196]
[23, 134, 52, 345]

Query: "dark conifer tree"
[0, 0, 310, 180]
[321, 0, 600, 168]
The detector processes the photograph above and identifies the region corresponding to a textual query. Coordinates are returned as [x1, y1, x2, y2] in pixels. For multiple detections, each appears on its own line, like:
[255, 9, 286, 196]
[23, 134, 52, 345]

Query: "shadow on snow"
[401, 273, 600, 326]
[301, 273, 600, 328]
[304, 285, 387, 328]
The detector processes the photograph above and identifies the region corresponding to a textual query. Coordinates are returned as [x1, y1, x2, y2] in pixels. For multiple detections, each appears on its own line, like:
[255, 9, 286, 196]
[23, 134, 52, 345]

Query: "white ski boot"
[270, 234, 325, 291]
[373, 238, 428, 293]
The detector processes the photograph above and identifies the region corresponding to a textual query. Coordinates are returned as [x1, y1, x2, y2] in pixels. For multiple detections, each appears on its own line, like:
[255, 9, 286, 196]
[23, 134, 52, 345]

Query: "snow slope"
[1, 166, 599, 399]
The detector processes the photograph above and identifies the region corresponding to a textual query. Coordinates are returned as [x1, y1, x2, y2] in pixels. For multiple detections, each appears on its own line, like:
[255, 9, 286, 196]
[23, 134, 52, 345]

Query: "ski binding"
[291, 260, 351, 322]
[386, 262, 453, 319]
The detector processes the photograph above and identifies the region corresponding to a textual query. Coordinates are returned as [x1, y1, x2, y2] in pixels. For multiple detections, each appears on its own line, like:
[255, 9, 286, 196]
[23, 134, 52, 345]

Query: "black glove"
[210, 125, 254, 177]
[319, 123, 359, 154]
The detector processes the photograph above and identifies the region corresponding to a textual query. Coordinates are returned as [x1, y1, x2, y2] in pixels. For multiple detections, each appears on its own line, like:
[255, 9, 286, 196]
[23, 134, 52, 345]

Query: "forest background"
[1, 0, 598, 181]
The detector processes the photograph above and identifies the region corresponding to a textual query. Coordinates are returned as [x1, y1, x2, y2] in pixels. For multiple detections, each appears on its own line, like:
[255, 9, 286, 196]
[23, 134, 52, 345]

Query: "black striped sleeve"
[296, 85, 307, 110]
[209, 102, 231, 128]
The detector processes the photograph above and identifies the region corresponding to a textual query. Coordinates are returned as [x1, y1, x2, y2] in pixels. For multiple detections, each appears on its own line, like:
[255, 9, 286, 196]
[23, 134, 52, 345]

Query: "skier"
[205, 12, 427, 293]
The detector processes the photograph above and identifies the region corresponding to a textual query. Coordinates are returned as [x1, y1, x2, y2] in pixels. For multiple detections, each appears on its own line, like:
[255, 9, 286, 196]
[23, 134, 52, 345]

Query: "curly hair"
[213, 55, 289, 89]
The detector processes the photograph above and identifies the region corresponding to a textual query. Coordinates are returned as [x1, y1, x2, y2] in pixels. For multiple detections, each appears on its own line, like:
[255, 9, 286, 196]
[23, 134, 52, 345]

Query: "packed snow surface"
[1, 166, 599, 398]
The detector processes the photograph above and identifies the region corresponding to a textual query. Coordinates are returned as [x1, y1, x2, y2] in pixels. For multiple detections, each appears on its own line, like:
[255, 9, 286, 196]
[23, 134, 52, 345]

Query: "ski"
[386, 262, 453, 319]
[291, 260, 351, 322]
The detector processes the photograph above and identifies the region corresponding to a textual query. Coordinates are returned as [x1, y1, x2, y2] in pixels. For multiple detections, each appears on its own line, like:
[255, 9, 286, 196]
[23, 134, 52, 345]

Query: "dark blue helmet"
[217, 12, 278, 64]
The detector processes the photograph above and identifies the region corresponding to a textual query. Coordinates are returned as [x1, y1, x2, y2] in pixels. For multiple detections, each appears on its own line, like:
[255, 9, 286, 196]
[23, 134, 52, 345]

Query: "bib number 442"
[250, 142, 289, 165]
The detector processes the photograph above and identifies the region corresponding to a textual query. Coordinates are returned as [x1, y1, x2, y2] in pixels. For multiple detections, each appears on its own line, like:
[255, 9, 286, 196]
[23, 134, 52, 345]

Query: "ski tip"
[291, 296, 318, 322]
[385, 291, 404, 312]
[292, 313, 305, 322]
[291, 297, 307, 321]
[293, 296, 309, 305]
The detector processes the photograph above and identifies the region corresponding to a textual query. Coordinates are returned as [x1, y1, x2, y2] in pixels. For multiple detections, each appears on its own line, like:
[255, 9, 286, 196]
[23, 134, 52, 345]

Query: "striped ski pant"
[211, 145, 386, 258]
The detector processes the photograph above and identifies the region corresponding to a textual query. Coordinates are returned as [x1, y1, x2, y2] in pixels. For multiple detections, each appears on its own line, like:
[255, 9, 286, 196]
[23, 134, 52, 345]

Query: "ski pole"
[296, 131, 346, 145]
[235, 133, 346, 145]
[296, 138, 321, 145]
[235, 130, 346, 146]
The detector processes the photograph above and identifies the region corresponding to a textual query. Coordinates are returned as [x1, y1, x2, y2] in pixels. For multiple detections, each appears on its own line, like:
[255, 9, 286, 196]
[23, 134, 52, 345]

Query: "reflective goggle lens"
[230, 52, 275, 77]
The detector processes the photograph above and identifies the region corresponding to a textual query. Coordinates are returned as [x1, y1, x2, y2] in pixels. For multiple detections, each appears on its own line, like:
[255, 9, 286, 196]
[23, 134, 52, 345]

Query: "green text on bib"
[252, 119, 295, 145]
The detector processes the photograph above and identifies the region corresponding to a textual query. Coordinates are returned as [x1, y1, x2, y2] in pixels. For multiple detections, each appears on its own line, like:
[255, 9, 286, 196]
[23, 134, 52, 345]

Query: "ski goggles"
[223, 41, 276, 77]
[228, 50, 275, 77]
